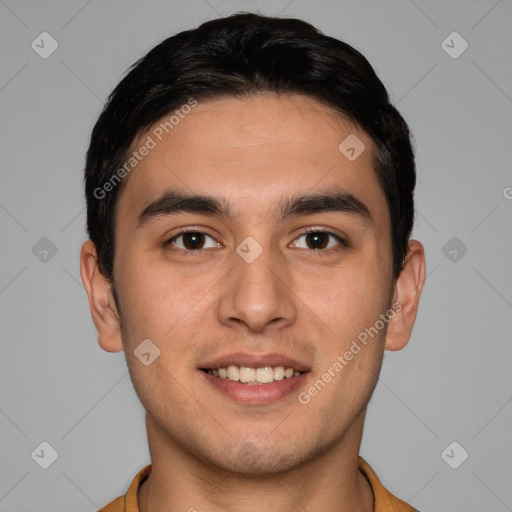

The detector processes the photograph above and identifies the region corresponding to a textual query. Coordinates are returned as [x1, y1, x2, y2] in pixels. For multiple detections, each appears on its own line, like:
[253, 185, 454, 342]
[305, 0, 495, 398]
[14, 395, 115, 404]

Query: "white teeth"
[256, 366, 274, 383]
[205, 365, 303, 384]
[239, 366, 256, 383]
[227, 365, 240, 381]
[273, 366, 285, 380]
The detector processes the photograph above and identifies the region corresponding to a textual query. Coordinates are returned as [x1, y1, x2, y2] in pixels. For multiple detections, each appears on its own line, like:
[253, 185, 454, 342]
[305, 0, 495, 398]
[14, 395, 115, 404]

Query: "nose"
[216, 243, 298, 333]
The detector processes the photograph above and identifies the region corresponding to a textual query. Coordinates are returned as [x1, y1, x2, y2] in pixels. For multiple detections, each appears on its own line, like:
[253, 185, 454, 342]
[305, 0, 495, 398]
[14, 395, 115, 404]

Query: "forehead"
[116, 94, 388, 228]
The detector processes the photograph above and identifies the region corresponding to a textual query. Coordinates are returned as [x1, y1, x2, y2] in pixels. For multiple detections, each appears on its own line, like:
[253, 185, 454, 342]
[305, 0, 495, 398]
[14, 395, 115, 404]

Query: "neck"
[139, 412, 374, 512]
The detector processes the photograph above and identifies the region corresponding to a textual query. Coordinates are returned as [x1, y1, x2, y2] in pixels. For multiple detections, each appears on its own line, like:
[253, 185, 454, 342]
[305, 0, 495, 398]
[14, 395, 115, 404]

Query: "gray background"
[1, 0, 511, 510]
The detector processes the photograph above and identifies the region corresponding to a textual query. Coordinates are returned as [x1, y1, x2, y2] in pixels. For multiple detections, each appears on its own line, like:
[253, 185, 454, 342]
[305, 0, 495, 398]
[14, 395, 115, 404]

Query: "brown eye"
[182, 232, 205, 250]
[292, 230, 345, 250]
[167, 231, 219, 251]
[305, 232, 329, 249]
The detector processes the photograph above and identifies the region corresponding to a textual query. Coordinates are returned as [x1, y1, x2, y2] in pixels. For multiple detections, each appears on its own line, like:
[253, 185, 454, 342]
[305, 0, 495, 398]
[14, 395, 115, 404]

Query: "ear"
[80, 240, 124, 353]
[385, 240, 426, 351]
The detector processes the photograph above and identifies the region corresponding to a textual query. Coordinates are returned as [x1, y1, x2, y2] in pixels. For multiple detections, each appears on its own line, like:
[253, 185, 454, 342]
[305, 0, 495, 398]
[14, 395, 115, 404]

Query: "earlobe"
[80, 241, 124, 353]
[385, 240, 426, 351]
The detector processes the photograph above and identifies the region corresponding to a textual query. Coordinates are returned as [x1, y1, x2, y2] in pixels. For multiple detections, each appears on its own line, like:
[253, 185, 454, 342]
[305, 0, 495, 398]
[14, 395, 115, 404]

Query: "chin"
[201, 439, 314, 476]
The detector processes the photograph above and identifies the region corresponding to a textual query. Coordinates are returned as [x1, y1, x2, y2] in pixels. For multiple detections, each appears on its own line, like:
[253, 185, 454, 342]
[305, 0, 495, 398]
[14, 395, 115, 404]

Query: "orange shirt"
[98, 457, 418, 512]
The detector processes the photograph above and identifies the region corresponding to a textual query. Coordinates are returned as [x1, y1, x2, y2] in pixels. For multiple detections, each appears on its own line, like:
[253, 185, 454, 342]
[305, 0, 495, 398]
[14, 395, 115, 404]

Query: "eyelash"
[164, 228, 347, 252]
[164, 229, 220, 252]
[298, 228, 348, 249]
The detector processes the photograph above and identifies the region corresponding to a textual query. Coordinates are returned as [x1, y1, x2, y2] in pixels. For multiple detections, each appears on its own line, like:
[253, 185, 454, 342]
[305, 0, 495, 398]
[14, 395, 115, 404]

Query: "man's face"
[112, 94, 394, 473]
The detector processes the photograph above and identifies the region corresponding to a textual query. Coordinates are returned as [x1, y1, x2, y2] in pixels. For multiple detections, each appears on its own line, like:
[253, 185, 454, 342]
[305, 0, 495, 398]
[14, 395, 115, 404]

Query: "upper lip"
[199, 352, 310, 372]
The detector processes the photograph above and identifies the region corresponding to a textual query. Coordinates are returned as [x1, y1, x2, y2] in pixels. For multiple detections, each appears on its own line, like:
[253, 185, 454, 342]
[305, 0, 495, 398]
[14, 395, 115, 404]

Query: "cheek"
[115, 253, 221, 344]
[300, 260, 391, 338]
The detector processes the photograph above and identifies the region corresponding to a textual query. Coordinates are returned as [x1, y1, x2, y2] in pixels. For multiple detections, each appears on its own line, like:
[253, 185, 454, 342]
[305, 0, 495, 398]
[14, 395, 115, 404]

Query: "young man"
[80, 13, 425, 512]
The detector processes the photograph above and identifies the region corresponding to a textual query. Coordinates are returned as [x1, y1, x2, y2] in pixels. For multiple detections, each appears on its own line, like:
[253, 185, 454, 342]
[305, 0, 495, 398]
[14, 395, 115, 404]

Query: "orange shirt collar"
[108, 457, 417, 512]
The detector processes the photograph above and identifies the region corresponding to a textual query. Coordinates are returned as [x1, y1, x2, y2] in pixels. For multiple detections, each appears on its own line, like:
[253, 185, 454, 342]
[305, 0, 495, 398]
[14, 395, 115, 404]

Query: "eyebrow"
[137, 188, 372, 227]
[278, 190, 371, 223]
[137, 191, 232, 227]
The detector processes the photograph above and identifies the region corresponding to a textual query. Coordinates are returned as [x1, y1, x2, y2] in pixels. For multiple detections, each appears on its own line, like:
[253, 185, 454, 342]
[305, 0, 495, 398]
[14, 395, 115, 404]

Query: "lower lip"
[200, 370, 308, 405]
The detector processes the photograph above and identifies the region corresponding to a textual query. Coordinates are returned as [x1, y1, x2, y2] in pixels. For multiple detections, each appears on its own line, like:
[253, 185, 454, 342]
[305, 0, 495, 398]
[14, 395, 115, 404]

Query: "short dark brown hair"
[85, 12, 416, 280]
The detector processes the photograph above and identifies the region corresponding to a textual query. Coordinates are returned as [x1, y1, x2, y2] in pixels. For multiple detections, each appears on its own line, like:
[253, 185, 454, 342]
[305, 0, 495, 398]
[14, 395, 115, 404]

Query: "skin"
[81, 94, 425, 512]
